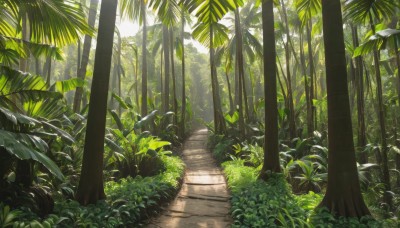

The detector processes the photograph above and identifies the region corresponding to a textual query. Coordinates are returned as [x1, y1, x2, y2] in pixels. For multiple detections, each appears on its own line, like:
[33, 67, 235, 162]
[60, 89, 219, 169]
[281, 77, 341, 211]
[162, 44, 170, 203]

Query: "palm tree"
[75, 0, 118, 206]
[4, 0, 92, 72]
[318, 0, 370, 217]
[295, 0, 321, 137]
[190, 0, 238, 134]
[259, 0, 281, 179]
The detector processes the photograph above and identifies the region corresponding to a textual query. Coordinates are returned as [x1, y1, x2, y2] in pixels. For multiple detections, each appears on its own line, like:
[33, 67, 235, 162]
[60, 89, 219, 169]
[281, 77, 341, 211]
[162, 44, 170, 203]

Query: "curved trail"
[147, 129, 232, 228]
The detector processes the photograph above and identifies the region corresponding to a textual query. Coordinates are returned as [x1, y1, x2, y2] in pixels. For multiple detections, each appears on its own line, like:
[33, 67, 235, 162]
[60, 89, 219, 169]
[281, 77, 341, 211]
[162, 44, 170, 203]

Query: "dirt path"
[147, 129, 232, 228]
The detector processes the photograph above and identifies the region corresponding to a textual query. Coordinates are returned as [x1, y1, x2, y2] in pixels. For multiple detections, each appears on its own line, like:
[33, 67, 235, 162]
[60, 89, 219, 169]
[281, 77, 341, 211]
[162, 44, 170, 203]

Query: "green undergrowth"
[4, 156, 184, 227]
[222, 160, 397, 228]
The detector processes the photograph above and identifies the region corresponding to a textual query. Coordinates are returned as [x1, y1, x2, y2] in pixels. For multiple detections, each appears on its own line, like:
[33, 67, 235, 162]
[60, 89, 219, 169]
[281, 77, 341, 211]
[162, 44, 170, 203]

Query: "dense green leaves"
[354, 29, 400, 57]
[3, 0, 93, 46]
[344, 0, 399, 24]
[0, 130, 64, 180]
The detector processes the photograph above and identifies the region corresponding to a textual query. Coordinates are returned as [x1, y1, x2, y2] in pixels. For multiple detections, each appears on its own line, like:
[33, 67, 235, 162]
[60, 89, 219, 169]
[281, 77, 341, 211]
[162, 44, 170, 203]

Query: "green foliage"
[223, 161, 309, 227]
[0, 203, 20, 227]
[11, 156, 184, 227]
[222, 160, 398, 227]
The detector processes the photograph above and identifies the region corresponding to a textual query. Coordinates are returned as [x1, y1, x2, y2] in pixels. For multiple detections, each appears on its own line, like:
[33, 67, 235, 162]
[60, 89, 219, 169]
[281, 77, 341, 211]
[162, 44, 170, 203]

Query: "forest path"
[146, 129, 232, 228]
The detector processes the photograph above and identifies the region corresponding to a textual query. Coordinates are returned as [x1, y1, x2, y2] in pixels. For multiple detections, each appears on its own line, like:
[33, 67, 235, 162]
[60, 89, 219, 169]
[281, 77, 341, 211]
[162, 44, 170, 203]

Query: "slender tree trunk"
[369, 14, 392, 209]
[225, 69, 234, 114]
[318, 0, 370, 217]
[163, 26, 170, 113]
[46, 59, 52, 86]
[160, 49, 163, 111]
[259, 0, 281, 180]
[35, 58, 41, 76]
[170, 28, 178, 125]
[117, 34, 122, 114]
[280, 0, 296, 140]
[75, 0, 117, 205]
[135, 50, 139, 108]
[73, 0, 98, 113]
[141, 0, 148, 119]
[306, 22, 315, 136]
[300, 32, 312, 137]
[351, 25, 368, 164]
[235, 9, 245, 137]
[181, 9, 186, 138]
[210, 26, 226, 134]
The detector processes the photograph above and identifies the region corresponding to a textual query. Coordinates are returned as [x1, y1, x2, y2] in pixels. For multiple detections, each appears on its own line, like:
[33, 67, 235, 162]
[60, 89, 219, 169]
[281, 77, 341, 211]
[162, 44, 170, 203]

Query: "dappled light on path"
[147, 129, 232, 228]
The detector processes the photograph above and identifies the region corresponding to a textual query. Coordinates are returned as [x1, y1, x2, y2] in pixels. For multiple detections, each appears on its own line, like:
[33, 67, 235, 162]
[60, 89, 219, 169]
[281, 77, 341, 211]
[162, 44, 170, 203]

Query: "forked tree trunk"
[259, 0, 281, 179]
[75, 0, 117, 205]
[318, 0, 370, 217]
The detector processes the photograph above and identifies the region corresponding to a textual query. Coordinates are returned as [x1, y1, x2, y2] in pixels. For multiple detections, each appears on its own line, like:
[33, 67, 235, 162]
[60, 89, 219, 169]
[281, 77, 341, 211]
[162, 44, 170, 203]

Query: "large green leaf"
[6, 0, 94, 46]
[150, 0, 180, 26]
[0, 130, 64, 180]
[344, 0, 399, 24]
[353, 29, 400, 57]
[54, 78, 85, 93]
[134, 110, 158, 129]
[148, 140, 171, 150]
[294, 0, 321, 26]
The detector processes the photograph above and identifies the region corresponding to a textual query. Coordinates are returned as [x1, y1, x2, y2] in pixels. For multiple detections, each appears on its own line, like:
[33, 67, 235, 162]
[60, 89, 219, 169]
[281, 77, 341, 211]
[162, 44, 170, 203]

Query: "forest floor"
[146, 129, 232, 228]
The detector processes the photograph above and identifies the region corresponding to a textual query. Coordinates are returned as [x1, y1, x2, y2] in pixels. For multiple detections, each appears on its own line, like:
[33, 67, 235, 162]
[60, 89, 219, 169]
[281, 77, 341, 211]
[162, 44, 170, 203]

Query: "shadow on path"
[146, 129, 232, 228]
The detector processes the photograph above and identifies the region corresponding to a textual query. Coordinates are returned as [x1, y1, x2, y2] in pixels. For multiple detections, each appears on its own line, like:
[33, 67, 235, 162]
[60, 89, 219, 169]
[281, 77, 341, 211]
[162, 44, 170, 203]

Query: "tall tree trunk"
[225, 69, 234, 114]
[210, 26, 226, 134]
[46, 59, 52, 86]
[180, 8, 186, 138]
[259, 0, 281, 180]
[75, 0, 117, 205]
[351, 25, 368, 164]
[141, 0, 148, 119]
[73, 0, 99, 113]
[35, 58, 41, 76]
[163, 26, 170, 113]
[306, 22, 315, 136]
[300, 31, 312, 137]
[170, 28, 178, 126]
[117, 34, 122, 114]
[369, 14, 392, 209]
[235, 9, 245, 137]
[280, 0, 296, 139]
[318, 0, 370, 217]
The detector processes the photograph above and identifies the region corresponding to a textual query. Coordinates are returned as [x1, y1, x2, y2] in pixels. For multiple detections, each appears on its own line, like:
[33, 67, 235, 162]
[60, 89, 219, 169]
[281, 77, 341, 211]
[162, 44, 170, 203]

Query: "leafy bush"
[222, 160, 398, 228]
[11, 156, 184, 227]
